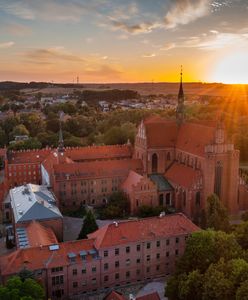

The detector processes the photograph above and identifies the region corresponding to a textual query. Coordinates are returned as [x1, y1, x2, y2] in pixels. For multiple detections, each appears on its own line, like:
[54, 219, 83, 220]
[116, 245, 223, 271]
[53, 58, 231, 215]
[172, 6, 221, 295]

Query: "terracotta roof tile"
[8, 149, 51, 164]
[165, 163, 201, 189]
[54, 159, 143, 180]
[88, 213, 199, 249]
[104, 290, 126, 300]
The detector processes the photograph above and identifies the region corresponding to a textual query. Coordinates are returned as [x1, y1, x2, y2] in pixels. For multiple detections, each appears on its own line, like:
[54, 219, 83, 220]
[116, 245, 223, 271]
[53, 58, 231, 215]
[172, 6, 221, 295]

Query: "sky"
[0, 0, 248, 83]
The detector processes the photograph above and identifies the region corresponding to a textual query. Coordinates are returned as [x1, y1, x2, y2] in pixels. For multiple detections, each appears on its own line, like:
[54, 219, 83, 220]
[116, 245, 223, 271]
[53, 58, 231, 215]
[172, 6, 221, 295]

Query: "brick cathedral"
[1, 72, 247, 220]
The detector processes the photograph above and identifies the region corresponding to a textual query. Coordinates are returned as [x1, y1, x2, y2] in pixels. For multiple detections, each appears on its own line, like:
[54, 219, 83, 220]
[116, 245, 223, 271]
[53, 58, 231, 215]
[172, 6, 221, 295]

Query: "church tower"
[176, 65, 185, 125]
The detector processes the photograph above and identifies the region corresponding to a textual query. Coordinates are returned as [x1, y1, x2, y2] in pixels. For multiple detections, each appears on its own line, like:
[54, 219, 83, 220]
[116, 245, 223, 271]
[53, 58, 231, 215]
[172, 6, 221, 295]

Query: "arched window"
[214, 161, 222, 198]
[152, 153, 158, 173]
[195, 191, 201, 206]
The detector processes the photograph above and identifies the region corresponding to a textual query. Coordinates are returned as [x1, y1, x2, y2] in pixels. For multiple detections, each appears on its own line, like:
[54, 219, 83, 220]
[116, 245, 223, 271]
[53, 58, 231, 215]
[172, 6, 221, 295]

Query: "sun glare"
[212, 52, 248, 84]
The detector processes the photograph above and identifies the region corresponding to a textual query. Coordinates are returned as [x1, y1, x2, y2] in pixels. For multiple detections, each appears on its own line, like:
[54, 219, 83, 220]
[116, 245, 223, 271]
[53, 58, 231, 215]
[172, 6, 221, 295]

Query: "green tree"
[0, 276, 45, 300]
[206, 194, 230, 232]
[11, 124, 29, 138]
[101, 191, 130, 219]
[103, 126, 127, 145]
[77, 210, 98, 240]
[178, 270, 203, 300]
[0, 127, 7, 147]
[236, 280, 248, 300]
[234, 221, 248, 249]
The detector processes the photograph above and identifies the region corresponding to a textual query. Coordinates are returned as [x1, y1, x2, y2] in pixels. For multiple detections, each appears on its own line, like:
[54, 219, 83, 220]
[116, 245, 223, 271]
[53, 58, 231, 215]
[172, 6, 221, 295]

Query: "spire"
[58, 111, 64, 153]
[176, 65, 185, 125]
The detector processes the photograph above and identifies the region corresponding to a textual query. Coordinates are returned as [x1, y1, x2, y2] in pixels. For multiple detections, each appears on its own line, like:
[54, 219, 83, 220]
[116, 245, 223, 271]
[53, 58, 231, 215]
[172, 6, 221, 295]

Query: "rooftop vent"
[49, 244, 59, 251]
[19, 210, 23, 215]
[113, 221, 118, 227]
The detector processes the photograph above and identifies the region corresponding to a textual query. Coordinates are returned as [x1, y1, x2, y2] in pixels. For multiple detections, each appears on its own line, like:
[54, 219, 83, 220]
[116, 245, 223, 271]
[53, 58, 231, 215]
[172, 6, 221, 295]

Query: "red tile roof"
[165, 163, 201, 189]
[121, 170, 143, 193]
[176, 122, 215, 156]
[0, 238, 96, 276]
[144, 118, 178, 148]
[53, 159, 143, 180]
[104, 291, 126, 300]
[137, 292, 161, 300]
[65, 145, 132, 161]
[8, 149, 51, 164]
[17, 221, 58, 248]
[88, 213, 199, 249]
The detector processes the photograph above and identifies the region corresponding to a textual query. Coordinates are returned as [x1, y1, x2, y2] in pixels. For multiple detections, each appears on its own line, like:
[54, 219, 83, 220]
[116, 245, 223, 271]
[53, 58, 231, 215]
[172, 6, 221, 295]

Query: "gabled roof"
[53, 159, 143, 180]
[165, 163, 201, 189]
[144, 117, 178, 148]
[0, 238, 96, 276]
[104, 290, 126, 300]
[7, 184, 62, 223]
[121, 170, 143, 193]
[88, 213, 199, 249]
[149, 174, 173, 191]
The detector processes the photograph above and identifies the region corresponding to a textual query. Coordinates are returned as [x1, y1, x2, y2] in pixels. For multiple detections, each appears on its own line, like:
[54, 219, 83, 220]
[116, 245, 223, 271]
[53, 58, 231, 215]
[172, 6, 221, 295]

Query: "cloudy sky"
[0, 0, 248, 83]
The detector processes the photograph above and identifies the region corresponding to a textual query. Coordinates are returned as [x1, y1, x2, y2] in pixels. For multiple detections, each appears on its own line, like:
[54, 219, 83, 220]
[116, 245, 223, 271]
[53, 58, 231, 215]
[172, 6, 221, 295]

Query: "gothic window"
[195, 191, 201, 206]
[152, 153, 158, 173]
[214, 161, 222, 198]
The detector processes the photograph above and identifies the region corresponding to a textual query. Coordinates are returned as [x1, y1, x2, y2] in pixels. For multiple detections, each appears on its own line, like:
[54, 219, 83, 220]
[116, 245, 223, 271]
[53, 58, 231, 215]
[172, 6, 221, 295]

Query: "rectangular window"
[156, 241, 160, 247]
[136, 258, 141, 264]
[115, 261, 119, 268]
[104, 275, 108, 282]
[126, 246, 130, 253]
[136, 269, 140, 275]
[92, 278, 96, 284]
[146, 255, 151, 262]
[72, 269, 77, 275]
[92, 267, 96, 273]
[82, 268, 86, 274]
[166, 251, 170, 257]
[166, 239, 170, 246]
[126, 259, 130, 266]
[147, 242, 151, 249]
[156, 265, 160, 271]
[104, 250, 108, 257]
[176, 237, 179, 244]
[146, 267, 150, 273]
[104, 263, 108, 270]
[73, 282, 78, 288]
[115, 273, 119, 280]
[156, 253, 160, 260]
[126, 271, 130, 278]
[137, 244, 141, 251]
[115, 248, 119, 256]
[175, 249, 179, 256]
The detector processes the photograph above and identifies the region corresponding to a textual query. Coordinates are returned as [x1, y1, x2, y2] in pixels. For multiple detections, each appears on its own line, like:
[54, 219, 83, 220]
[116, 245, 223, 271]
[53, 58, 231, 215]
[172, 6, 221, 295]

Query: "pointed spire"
[176, 65, 185, 125]
[58, 111, 64, 153]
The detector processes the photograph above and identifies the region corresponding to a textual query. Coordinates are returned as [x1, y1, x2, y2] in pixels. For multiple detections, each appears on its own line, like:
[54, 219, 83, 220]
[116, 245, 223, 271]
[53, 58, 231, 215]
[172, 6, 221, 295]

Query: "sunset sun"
[212, 52, 248, 84]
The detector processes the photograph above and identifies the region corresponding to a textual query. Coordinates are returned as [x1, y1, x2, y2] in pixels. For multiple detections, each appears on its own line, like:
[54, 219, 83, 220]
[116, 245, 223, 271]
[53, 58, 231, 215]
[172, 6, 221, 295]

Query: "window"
[214, 161, 222, 198]
[166, 193, 171, 206]
[73, 282, 78, 288]
[115, 273, 119, 280]
[166, 239, 170, 246]
[152, 153, 158, 173]
[104, 275, 109, 282]
[104, 250, 108, 257]
[126, 271, 130, 278]
[126, 259, 130, 266]
[175, 249, 179, 256]
[92, 266, 96, 273]
[104, 263, 108, 270]
[146, 267, 150, 273]
[82, 280, 87, 286]
[147, 242, 151, 249]
[52, 275, 64, 286]
[72, 269, 77, 276]
[156, 253, 160, 260]
[166, 252, 170, 257]
[92, 278, 96, 284]
[176, 237, 179, 244]
[156, 265, 160, 271]
[136, 258, 141, 264]
[137, 244, 141, 251]
[195, 191, 201, 207]
[51, 267, 63, 273]
[115, 248, 119, 256]
[115, 261, 119, 268]
[136, 269, 140, 275]
[156, 241, 160, 248]
[82, 267, 86, 274]
[126, 246, 130, 253]
[146, 255, 150, 262]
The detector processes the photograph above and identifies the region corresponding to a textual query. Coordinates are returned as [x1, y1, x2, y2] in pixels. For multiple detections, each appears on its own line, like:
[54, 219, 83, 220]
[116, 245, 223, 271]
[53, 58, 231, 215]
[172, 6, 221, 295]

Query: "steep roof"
[6, 184, 62, 223]
[88, 213, 199, 249]
[65, 144, 132, 161]
[104, 290, 126, 300]
[121, 170, 143, 193]
[0, 238, 96, 276]
[176, 122, 215, 156]
[16, 221, 58, 249]
[8, 149, 51, 164]
[54, 159, 143, 181]
[165, 163, 201, 189]
[144, 117, 178, 148]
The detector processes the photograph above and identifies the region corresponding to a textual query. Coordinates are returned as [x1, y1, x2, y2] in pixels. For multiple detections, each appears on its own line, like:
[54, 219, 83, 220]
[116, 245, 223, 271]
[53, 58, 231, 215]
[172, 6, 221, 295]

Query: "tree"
[236, 280, 248, 300]
[103, 126, 127, 145]
[77, 210, 98, 240]
[11, 124, 29, 138]
[206, 194, 230, 232]
[101, 191, 130, 219]
[234, 221, 248, 249]
[0, 276, 45, 300]
[178, 270, 203, 300]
